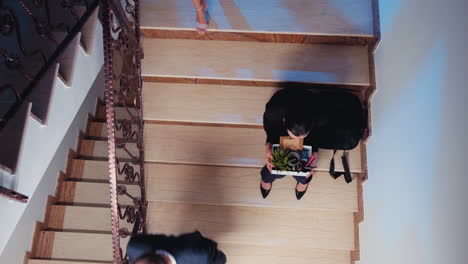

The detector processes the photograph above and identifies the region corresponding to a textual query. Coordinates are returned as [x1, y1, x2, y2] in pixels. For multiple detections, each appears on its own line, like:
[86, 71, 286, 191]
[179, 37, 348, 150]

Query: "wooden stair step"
[142, 39, 370, 86]
[58, 181, 140, 206]
[141, 0, 374, 36]
[68, 159, 141, 181]
[145, 123, 363, 172]
[47, 205, 133, 232]
[95, 103, 139, 120]
[31, 231, 350, 264]
[147, 163, 359, 212]
[29, 260, 110, 264]
[79, 139, 139, 160]
[143, 82, 278, 125]
[33, 231, 129, 261]
[148, 201, 355, 250]
[87, 121, 140, 138]
[221, 245, 351, 264]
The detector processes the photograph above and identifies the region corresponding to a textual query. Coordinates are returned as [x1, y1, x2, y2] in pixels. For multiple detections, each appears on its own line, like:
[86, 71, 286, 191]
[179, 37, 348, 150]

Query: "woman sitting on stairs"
[261, 88, 323, 200]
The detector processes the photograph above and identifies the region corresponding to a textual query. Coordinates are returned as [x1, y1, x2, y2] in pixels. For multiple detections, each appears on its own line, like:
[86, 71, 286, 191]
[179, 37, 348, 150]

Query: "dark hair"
[284, 105, 311, 137]
[135, 253, 167, 264]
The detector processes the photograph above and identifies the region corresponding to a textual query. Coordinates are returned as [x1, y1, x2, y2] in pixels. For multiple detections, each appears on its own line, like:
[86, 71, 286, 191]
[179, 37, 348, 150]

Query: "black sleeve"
[126, 234, 169, 264]
[176, 231, 227, 264]
[263, 90, 288, 144]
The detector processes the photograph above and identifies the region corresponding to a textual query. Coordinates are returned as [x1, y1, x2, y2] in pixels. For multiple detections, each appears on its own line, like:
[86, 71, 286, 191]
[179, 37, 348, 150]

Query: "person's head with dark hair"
[284, 105, 311, 139]
[135, 253, 167, 264]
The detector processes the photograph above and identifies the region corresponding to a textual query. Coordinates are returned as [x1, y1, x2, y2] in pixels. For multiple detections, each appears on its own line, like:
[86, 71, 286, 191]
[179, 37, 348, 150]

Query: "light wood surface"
[48, 205, 133, 232]
[61, 181, 140, 206]
[142, 39, 370, 86]
[86, 139, 139, 160]
[87, 121, 139, 138]
[70, 159, 140, 181]
[30, 238, 350, 264]
[37, 232, 129, 261]
[148, 201, 355, 250]
[95, 104, 138, 120]
[29, 260, 110, 264]
[144, 123, 363, 172]
[219, 244, 351, 264]
[141, 0, 374, 36]
[144, 123, 265, 166]
[141, 28, 374, 46]
[143, 82, 277, 125]
[146, 163, 358, 212]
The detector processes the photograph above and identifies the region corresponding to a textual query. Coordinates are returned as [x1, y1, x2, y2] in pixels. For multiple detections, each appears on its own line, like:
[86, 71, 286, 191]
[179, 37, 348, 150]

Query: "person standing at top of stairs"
[126, 230, 226, 264]
[191, 0, 209, 34]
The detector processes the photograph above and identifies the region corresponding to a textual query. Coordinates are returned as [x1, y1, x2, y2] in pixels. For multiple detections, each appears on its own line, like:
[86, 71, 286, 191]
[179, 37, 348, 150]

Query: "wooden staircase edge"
[141, 27, 375, 46]
[25, 97, 104, 262]
[142, 75, 370, 91]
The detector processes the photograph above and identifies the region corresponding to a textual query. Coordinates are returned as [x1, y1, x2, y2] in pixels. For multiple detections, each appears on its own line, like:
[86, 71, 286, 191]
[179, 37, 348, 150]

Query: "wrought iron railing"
[100, 0, 146, 263]
[0, 186, 28, 202]
[0, 0, 99, 126]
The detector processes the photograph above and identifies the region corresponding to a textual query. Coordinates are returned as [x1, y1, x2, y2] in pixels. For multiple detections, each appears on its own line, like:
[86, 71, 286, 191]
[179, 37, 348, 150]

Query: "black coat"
[126, 231, 226, 264]
[263, 88, 364, 151]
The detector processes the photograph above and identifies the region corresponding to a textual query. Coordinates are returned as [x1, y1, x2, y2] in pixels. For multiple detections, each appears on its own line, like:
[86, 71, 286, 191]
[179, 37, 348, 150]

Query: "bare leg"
[191, 0, 208, 34]
[296, 179, 310, 192]
[261, 181, 272, 191]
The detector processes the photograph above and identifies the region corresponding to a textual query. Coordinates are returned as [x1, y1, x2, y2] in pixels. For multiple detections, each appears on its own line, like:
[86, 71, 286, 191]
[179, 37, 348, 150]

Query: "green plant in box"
[272, 147, 293, 171]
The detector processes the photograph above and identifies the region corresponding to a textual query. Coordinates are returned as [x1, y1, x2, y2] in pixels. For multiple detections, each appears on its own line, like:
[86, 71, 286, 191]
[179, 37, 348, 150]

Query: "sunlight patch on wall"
[367, 40, 446, 264]
[378, 0, 405, 34]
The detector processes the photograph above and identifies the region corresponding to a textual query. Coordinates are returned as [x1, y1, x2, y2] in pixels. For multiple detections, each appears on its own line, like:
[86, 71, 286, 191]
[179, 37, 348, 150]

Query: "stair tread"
[69, 159, 141, 181]
[142, 39, 370, 86]
[58, 181, 140, 205]
[222, 244, 351, 264]
[48, 205, 133, 232]
[29, 260, 110, 264]
[144, 123, 363, 172]
[87, 120, 139, 138]
[32, 231, 351, 263]
[80, 139, 138, 160]
[143, 82, 278, 125]
[147, 163, 358, 212]
[141, 0, 374, 36]
[148, 201, 355, 250]
[34, 231, 129, 261]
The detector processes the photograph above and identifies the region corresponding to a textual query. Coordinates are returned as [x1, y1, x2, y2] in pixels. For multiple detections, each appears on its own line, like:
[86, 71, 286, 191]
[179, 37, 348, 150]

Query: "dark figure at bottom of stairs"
[127, 230, 226, 264]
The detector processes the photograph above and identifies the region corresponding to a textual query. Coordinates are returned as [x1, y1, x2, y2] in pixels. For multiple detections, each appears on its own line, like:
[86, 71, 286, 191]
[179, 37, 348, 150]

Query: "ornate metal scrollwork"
[0, 0, 97, 125]
[102, 0, 145, 263]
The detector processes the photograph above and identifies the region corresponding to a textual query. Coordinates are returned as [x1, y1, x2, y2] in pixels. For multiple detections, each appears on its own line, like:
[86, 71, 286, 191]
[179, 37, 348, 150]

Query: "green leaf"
[271, 147, 293, 171]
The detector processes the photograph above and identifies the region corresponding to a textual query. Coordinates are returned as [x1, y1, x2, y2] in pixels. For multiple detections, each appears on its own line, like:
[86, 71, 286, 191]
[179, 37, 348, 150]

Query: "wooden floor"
[27, 0, 377, 263]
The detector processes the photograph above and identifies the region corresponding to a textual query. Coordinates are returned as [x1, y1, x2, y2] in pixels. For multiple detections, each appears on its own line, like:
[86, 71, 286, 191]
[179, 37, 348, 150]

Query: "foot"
[260, 181, 272, 199]
[295, 182, 309, 200]
[296, 182, 308, 192]
[195, 0, 208, 34]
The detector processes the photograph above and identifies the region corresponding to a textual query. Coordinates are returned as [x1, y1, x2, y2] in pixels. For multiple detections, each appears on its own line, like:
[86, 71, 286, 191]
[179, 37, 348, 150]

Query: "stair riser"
[144, 123, 363, 172]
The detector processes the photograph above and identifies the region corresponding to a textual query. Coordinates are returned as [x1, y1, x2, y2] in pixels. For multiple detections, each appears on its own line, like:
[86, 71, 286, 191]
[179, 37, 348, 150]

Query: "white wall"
[0, 18, 103, 259]
[360, 0, 468, 263]
[0, 69, 104, 264]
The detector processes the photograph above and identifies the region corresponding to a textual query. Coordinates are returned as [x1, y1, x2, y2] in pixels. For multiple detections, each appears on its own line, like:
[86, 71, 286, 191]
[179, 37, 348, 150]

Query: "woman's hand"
[306, 152, 319, 178]
[265, 143, 274, 172]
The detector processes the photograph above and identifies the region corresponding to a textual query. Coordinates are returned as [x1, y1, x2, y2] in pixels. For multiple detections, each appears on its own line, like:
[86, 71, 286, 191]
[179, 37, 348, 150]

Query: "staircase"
[27, 0, 379, 263]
